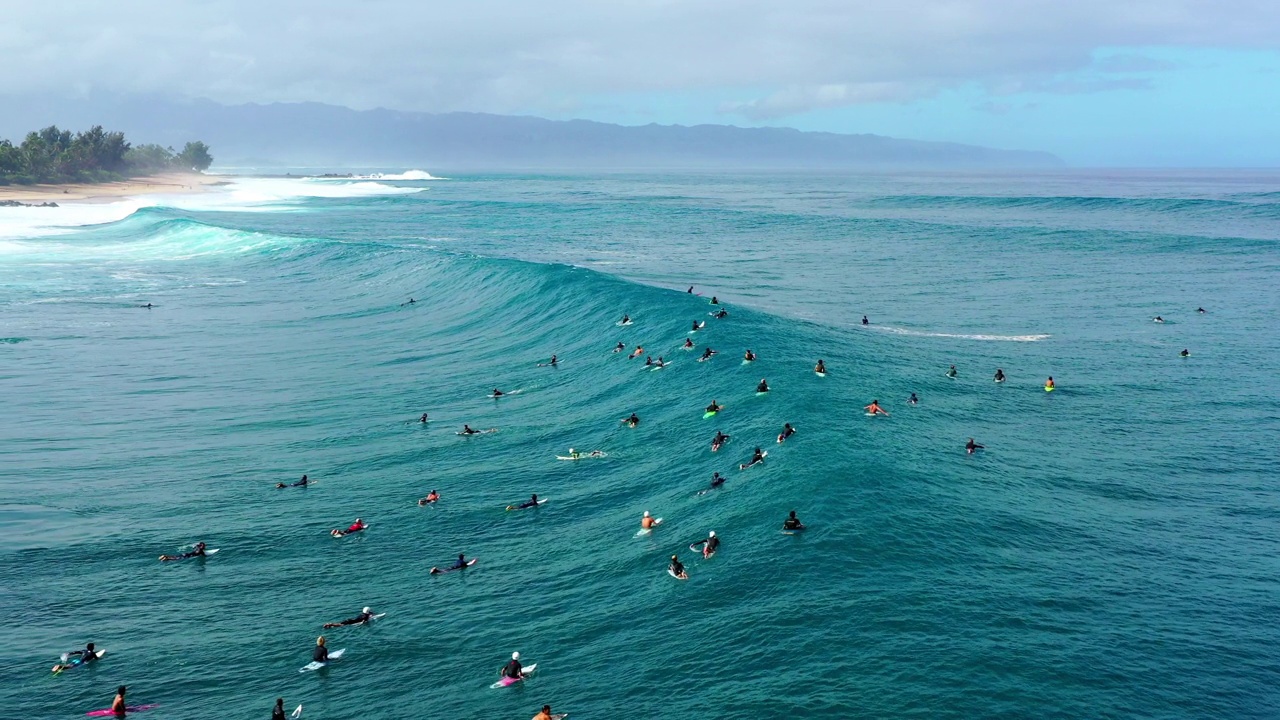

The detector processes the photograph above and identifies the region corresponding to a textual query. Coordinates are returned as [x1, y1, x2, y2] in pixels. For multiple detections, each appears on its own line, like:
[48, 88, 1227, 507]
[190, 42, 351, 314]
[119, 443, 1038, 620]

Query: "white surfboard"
[636, 518, 663, 536]
[300, 648, 345, 673]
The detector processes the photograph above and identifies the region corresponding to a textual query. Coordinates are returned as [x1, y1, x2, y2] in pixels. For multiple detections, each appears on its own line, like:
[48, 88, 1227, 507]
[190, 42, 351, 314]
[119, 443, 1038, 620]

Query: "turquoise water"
[3, 171, 1279, 718]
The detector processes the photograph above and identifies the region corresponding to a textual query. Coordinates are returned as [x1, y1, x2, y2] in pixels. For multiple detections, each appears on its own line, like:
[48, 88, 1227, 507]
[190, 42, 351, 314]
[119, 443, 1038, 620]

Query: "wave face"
[3, 170, 1279, 719]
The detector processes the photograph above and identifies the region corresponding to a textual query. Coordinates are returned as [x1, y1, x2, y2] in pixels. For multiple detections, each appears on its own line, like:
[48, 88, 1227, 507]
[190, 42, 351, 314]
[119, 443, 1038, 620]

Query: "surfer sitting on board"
[655, 356, 667, 368]
[1180, 349, 1190, 357]
[53, 643, 99, 672]
[683, 338, 694, 348]
[692, 530, 719, 558]
[994, 369, 1005, 382]
[111, 686, 128, 715]
[710, 472, 726, 489]
[629, 346, 644, 359]
[691, 320, 702, 332]
[946, 365, 957, 378]
[706, 400, 723, 414]
[313, 637, 328, 664]
[272, 698, 287, 720]
[909, 392, 918, 405]
[862, 315, 869, 325]
[966, 438, 985, 454]
[491, 388, 504, 397]
[815, 359, 826, 374]
[331, 519, 366, 537]
[710, 296, 719, 304]
[420, 413, 429, 423]
[277, 474, 308, 489]
[712, 430, 729, 451]
[744, 349, 756, 361]
[503, 652, 525, 679]
[624, 413, 640, 427]
[324, 607, 376, 628]
[669, 555, 688, 579]
[159, 541, 206, 561]
[621, 314, 630, 324]
[756, 379, 770, 393]
[741, 447, 765, 469]
[644, 356, 653, 366]
[615, 341, 626, 352]
[713, 309, 728, 318]
[700, 347, 716, 360]
[864, 400, 888, 416]
[1045, 376, 1055, 390]
[545, 354, 558, 366]
[641, 511, 658, 530]
[783, 510, 805, 531]
[419, 490, 440, 506]
[534, 704, 566, 720]
[777, 423, 796, 442]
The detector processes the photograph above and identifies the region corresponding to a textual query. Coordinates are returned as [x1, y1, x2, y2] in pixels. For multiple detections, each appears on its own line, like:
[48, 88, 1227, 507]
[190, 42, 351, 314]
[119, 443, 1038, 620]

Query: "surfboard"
[1044, 386, 1055, 392]
[739, 451, 767, 470]
[431, 558, 477, 574]
[506, 498, 548, 511]
[691, 321, 706, 330]
[490, 663, 537, 688]
[703, 409, 720, 418]
[300, 648, 345, 673]
[87, 705, 158, 716]
[945, 373, 956, 379]
[636, 518, 663, 536]
[697, 355, 715, 362]
[650, 363, 671, 371]
[292, 705, 302, 719]
[756, 391, 769, 396]
[741, 359, 754, 365]
[815, 371, 826, 377]
[667, 567, 688, 580]
[487, 390, 522, 398]
[617, 319, 633, 326]
[557, 452, 606, 460]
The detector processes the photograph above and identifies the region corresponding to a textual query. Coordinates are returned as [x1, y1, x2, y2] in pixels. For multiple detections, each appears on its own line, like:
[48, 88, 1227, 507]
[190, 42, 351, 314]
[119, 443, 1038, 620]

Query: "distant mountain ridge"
[0, 96, 1064, 170]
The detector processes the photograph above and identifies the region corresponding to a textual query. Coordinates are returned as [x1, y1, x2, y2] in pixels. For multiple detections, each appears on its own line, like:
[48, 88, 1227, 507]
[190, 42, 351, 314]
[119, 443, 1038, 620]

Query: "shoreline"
[0, 172, 225, 205]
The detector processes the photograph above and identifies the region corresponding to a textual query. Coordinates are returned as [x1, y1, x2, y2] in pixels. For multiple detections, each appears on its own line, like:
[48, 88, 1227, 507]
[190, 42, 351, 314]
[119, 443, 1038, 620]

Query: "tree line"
[0, 125, 213, 185]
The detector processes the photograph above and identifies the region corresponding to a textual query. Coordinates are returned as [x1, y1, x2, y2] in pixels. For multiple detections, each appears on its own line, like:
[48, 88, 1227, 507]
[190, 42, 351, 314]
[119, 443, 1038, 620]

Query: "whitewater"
[2, 169, 1278, 719]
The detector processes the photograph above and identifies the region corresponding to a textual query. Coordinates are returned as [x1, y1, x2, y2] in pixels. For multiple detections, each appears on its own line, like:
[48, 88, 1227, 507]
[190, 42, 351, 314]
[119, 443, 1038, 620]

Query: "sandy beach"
[0, 172, 225, 204]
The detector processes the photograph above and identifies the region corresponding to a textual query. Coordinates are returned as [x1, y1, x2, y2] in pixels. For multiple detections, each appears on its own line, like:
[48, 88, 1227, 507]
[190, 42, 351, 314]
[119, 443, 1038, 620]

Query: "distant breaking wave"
[332, 170, 446, 181]
[865, 324, 1051, 342]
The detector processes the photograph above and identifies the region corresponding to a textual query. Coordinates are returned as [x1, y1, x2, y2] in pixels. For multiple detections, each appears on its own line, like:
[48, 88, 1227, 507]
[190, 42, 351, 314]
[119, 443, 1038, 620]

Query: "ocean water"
[2, 170, 1279, 719]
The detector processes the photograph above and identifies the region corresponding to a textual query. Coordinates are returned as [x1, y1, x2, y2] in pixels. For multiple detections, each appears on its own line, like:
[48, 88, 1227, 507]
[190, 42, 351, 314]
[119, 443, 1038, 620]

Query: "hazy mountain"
[0, 95, 1063, 170]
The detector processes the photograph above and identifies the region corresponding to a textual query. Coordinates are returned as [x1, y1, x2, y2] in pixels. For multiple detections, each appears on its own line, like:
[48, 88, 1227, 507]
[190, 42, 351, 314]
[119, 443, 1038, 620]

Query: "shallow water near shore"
[2, 170, 1279, 718]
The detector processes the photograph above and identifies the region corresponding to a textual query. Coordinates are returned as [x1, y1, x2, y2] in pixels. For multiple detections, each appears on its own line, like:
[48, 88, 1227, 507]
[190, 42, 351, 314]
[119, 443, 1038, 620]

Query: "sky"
[2, 0, 1279, 166]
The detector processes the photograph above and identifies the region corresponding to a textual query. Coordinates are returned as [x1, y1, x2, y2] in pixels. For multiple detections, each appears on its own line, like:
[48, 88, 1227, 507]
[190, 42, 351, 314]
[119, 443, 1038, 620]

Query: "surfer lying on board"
[1197, 307, 1206, 314]
[711, 430, 729, 451]
[669, 555, 688, 579]
[864, 400, 889, 416]
[683, 338, 694, 348]
[815, 359, 826, 374]
[460, 424, 481, 435]
[783, 510, 805, 531]
[629, 346, 644, 359]
[276, 474, 308, 489]
[323, 607, 376, 628]
[713, 309, 728, 319]
[429, 553, 472, 574]
[741, 447, 765, 469]
[503, 652, 525, 679]
[743, 349, 756, 361]
[624, 413, 640, 427]
[615, 341, 626, 352]
[777, 423, 796, 442]
[331, 519, 366, 537]
[418, 490, 440, 506]
[53, 643, 99, 672]
[756, 379, 770, 393]
[508, 494, 540, 510]
[159, 541, 206, 561]
[700, 347, 717, 360]
[966, 438, 985, 454]
[641, 511, 658, 529]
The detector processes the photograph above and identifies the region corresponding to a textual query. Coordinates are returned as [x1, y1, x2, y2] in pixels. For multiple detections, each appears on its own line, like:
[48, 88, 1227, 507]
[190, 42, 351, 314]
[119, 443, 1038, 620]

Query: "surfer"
[864, 400, 889, 416]
[276, 474, 308, 489]
[491, 388, 504, 398]
[713, 309, 728, 319]
[331, 519, 366, 537]
[655, 356, 667, 368]
[502, 652, 525, 680]
[323, 607, 376, 628]
[159, 541, 206, 561]
[862, 315, 868, 325]
[141, 303, 153, 309]
[545, 354, 558, 366]
[743, 349, 756, 361]
[1154, 316, 1165, 323]
[640, 510, 658, 530]
[700, 347, 716, 361]
[418, 490, 440, 506]
[1180, 348, 1190, 357]
[783, 510, 805, 531]
[966, 438, 985, 454]
[629, 346, 644, 359]
[533, 704, 559, 720]
[53, 643, 99, 672]
[777, 423, 796, 442]
[683, 338, 694, 348]
[710, 296, 719, 305]
[946, 365, 957, 378]
[272, 698, 287, 720]
[709, 472, 726, 490]
[313, 637, 328, 664]
[111, 686, 128, 716]
[644, 356, 653, 366]
[460, 424, 480, 435]
[994, 368, 1005, 383]
[1197, 307, 1206, 314]
[615, 341, 626, 352]
[1045, 376, 1055, 391]
[741, 447, 765, 469]
[402, 298, 415, 306]
[687, 286, 694, 293]
[711, 430, 729, 451]
[624, 413, 639, 427]
[698, 530, 720, 558]
[756, 379, 769, 393]
[510, 494, 540, 510]
[621, 314, 631, 324]
[691, 320, 702, 332]
[420, 413, 429, 423]
[908, 392, 918, 405]
[669, 555, 688, 579]
[815, 359, 826, 374]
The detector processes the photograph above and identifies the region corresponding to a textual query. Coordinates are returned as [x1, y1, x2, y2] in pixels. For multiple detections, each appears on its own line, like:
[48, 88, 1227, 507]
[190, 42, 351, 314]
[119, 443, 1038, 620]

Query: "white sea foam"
[866, 325, 1051, 342]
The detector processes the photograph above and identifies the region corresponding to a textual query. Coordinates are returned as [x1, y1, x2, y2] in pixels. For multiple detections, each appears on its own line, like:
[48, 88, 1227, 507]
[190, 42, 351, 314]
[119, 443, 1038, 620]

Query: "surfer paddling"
[431, 553, 472, 574]
[323, 607, 376, 628]
[52, 643, 99, 673]
[331, 519, 366, 537]
[418, 490, 440, 506]
[507, 494, 541, 511]
[623, 413, 639, 427]
[276, 474, 308, 489]
[711, 430, 729, 451]
[700, 347, 716, 361]
[740, 447, 765, 470]
[159, 541, 206, 561]
[628, 346, 644, 359]
[966, 438, 985, 454]
[777, 423, 796, 442]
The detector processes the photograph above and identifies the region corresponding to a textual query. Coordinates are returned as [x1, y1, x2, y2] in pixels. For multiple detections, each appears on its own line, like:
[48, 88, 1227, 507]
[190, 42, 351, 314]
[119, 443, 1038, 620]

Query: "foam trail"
[865, 324, 1051, 342]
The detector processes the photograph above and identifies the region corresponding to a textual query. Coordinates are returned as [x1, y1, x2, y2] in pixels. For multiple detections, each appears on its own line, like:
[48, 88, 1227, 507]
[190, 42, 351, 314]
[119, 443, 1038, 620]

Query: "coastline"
[0, 172, 224, 204]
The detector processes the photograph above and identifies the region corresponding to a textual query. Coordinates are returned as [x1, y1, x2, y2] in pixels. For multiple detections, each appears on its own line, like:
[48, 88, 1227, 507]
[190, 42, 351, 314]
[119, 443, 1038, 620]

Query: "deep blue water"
[2, 170, 1279, 719]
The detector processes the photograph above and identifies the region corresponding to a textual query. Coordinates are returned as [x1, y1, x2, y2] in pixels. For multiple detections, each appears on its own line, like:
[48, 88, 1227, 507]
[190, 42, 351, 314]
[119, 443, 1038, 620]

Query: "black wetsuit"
[670, 560, 685, 576]
[502, 660, 523, 679]
[783, 517, 803, 530]
[273, 704, 286, 720]
[313, 646, 328, 663]
[780, 426, 794, 439]
[518, 499, 538, 509]
[705, 536, 720, 553]
[757, 383, 768, 393]
[335, 612, 373, 626]
[710, 474, 725, 488]
[181, 547, 206, 559]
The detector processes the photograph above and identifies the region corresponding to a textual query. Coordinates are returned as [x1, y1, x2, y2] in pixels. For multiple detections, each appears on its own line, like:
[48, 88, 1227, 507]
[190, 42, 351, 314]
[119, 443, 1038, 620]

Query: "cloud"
[1095, 54, 1178, 73]
[0, 0, 1276, 120]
